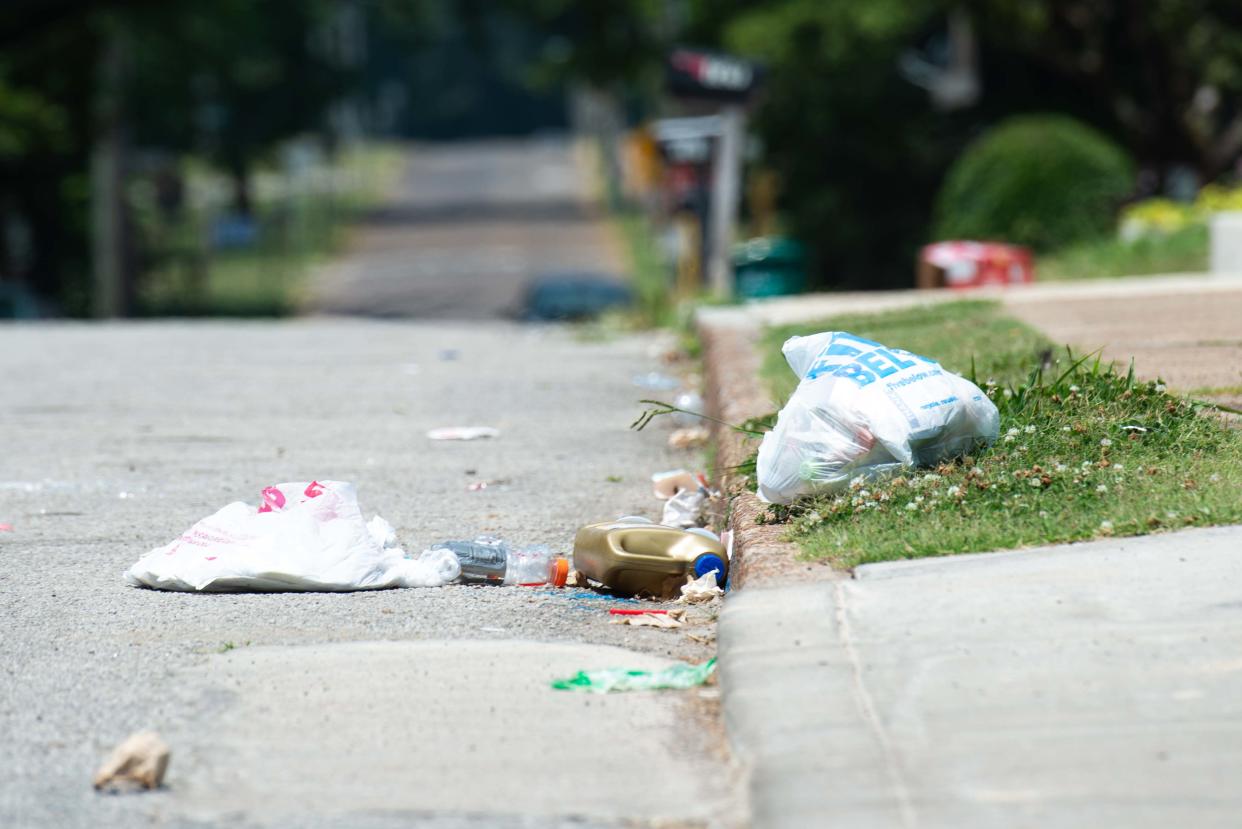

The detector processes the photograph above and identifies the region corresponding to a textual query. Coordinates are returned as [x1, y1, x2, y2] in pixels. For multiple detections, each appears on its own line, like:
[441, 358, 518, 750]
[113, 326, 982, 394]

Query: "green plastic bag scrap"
[551, 658, 716, 694]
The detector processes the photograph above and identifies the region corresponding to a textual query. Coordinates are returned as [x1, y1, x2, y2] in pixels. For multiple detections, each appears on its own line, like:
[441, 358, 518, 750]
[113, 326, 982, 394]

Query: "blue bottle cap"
[693, 554, 727, 587]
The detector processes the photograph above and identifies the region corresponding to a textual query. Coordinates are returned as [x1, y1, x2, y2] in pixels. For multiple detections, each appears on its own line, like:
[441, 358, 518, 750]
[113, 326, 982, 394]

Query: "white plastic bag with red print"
[124, 480, 460, 592]
[757, 332, 999, 505]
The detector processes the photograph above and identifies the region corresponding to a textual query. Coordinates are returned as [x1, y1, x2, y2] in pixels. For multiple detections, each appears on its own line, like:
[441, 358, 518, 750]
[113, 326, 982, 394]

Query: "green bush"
[934, 115, 1134, 251]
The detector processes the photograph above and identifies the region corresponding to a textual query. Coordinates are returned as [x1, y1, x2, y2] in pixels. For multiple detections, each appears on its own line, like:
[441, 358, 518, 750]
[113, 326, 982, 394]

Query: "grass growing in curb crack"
[757, 301, 1242, 568]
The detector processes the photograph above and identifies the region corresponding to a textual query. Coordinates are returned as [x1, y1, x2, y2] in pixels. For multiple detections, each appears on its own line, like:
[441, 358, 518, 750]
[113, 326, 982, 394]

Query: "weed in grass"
[755, 301, 1242, 567]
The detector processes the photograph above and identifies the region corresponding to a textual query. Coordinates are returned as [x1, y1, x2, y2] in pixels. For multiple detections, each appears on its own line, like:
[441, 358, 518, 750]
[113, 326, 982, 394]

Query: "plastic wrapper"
[757, 332, 999, 504]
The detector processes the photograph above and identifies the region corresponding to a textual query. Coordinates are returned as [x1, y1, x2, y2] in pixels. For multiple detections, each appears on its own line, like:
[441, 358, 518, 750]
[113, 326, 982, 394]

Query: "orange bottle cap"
[551, 557, 570, 587]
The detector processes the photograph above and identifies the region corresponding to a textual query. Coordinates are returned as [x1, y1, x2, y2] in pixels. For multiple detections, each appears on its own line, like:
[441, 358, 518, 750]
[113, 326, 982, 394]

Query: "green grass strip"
[756, 300, 1242, 568]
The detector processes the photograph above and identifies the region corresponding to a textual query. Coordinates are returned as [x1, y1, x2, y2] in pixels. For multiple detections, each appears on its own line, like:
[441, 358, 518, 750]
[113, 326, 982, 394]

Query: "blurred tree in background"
[934, 114, 1134, 250]
[4, 0, 1242, 312]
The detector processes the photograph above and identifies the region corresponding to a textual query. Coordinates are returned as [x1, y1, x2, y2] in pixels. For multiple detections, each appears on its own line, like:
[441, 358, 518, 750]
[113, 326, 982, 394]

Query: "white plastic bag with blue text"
[756, 332, 999, 504]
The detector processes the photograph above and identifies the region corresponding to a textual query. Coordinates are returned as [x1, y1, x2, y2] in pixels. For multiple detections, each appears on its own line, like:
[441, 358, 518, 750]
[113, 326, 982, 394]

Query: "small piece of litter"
[466, 479, 510, 492]
[552, 658, 716, 693]
[652, 469, 708, 500]
[612, 612, 683, 629]
[93, 731, 170, 793]
[609, 608, 669, 616]
[427, 426, 500, 441]
[480, 626, 506, 633]
[439, 349, 461, 361]
[632, 372, 680, 391]
[679, 570, 724, 604]
[0, 523, 12, 532]
[668, 427, 710, 450]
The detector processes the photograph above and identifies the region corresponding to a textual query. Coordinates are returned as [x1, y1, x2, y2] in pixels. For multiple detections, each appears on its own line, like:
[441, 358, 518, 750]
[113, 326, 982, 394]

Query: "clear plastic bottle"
[430, 537, 569, 587]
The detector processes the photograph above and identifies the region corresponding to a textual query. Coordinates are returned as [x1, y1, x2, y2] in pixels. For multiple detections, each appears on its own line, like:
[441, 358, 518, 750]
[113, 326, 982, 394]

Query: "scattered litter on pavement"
[124, 481, 460, 592]
[93, 731, 169, 793]
[632, 371, 680, 391]
[758, 330, 999, 504]
[425, 537, 569, 587]
[663, 486, 708, 528]
[671, 391, 706, 426]
[427, 426, 499, 441]
[574, 518, 727, 597]
[668, 426, 709, 450]
[466, 478, 510, 492]
[651, 469, 706, 500]
[612, 610, 684, 629]
[0, 523, 12, 532]
[679, 570, 725, 603]
[551, 658, 716, 693]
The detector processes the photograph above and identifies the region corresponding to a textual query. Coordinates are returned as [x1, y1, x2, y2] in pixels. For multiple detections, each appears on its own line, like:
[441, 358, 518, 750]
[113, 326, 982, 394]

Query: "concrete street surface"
[720, 526, 1242, 828]
[0, 139, 740, 828]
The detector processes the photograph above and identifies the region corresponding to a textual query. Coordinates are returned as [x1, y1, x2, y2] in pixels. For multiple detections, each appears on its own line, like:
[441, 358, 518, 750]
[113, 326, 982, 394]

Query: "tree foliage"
[934, 115, 1134, 250]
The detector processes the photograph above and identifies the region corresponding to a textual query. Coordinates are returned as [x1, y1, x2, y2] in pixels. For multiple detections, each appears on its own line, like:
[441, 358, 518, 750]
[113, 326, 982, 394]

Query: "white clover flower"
[1112, 463, 1124, 471]
[1165, 510, 1178, 519]
[1028, 478, 1042, 488]
[849, 475, 865, 490]
[1003, 435, 1015, 444]
[1003, 389, 1014, 398]
[858, 489, 870, 499]
[1210, 474, 1221, 483]
[1069, 385, 1080, 392]
[1100, 438, 1113, 447]
[1006, 427, 1020, 437]
[878, 492, 891, 502]
[947, 485, 961, 497]
[1024, 425, 1037, 434]
[971, 466, 983, 476]
[905, 502, 918, 511]
[1081, 460, 1093, 469]
[1155, 383, 1167, 393]
[1099, 520, 1114, 532]
[923, 473, 940, 482]
[1055, 464, 1068, 472]
[914, 495, 925, 503]
[1096, 484, 1108, 493]
[1061, 425, 1072, 432]
[1017, 445, 1028, 452]
[1039, 510, 1049, 518]
[806, 511, 822, 524]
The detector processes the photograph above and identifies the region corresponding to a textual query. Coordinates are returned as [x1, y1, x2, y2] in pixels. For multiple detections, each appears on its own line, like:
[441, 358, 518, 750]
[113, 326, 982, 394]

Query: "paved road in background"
[308, 137, 626, 318]
[1, 139, 739, 828]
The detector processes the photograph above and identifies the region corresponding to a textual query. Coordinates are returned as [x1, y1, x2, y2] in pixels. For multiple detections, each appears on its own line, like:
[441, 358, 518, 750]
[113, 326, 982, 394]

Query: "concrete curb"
[698, 309, 846, 827]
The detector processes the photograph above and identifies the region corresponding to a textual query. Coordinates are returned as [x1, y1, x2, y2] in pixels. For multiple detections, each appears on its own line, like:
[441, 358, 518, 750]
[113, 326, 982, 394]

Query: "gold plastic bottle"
[572, 518, 728, 597]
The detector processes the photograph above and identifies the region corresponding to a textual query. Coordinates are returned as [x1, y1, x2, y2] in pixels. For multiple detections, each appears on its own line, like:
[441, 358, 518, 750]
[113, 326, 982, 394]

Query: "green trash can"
[732, 237, 807, 299]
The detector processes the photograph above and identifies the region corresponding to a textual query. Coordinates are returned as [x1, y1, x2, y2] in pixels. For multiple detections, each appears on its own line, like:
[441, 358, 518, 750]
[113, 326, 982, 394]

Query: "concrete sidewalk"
[719, 525, 1242, 828]
[698, 273, 1242, 405]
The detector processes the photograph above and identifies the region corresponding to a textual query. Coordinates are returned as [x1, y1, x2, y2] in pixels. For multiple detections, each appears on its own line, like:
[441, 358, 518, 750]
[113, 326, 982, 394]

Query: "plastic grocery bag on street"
[124, 481, 460, 592]
[757, 332, 999, 504]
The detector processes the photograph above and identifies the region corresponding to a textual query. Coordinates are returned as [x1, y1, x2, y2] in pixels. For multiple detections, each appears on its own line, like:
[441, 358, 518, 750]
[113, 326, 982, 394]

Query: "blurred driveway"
[308, 137, 627, 318]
